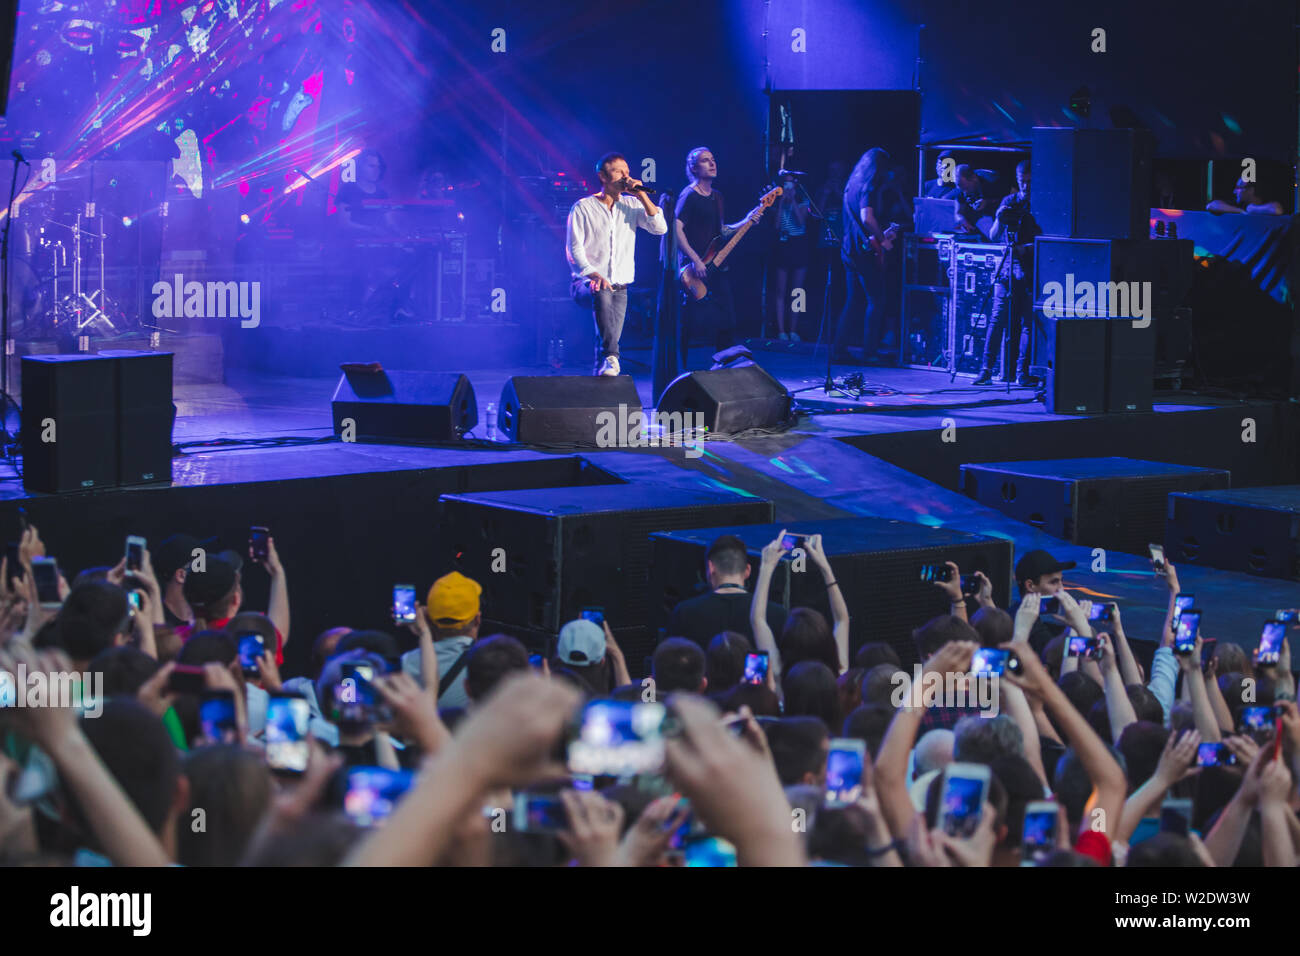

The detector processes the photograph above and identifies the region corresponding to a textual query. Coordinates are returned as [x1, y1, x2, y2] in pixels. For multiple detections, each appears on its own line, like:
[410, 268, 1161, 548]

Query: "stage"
[0, 338, 1294, 676]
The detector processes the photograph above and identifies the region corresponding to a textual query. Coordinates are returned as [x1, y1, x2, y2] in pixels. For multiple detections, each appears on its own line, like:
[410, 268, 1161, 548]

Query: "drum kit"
[9, 185, 131, 339]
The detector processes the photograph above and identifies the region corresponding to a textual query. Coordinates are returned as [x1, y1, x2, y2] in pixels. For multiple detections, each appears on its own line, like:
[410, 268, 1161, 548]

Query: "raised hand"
[558, 790, 625, 867]
[1154, 728, 1201, 788]
[663, 694, 803, 866]
[448, 673, 580, 790]
[760, 529, 788, 570]
[615, 795, 689, 868]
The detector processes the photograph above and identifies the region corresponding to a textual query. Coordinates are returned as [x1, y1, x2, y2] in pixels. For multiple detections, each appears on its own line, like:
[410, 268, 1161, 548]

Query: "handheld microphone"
[621, 180, 651, 193]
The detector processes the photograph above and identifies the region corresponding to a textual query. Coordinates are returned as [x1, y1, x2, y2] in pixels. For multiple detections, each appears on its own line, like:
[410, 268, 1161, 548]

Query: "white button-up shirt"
[566, 193, 667, 285]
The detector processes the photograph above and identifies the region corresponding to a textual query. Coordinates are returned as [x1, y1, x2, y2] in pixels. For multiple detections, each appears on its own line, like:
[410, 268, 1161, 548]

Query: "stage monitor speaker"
[1106, 320, 1155, 413]
[1032, 127, 1153, 239]
[99, 349, 174, 485]
[331, 367, 476, 442]
[439, 484, 774, 673]
[21, 355, 118, 494]
[498, 374, 639, 445]
[1166, 486, 1300, 581]
[656, 364, 791, 435]
[960, 458, 1230, 556]
[1035, 314, 1107, 415]
[648, 518, 1012, 670]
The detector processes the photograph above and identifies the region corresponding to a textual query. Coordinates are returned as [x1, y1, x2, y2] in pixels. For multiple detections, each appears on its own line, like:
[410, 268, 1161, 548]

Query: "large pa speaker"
[439, 484, 774, 673]
[1106, 320, 1155, 413]
[1166, 486, 1300, 581]
[656, 365, 791, 435]
[649, 518, 1013, 669]
[99, 349, 174, 485]
[960, 458, 1230, 556]
[1034, 237, 1194, 321]
[331, 366, 476, 442]
[1032, 127, 1153, 240]
[1035, 314, 1107, 414]
[21, 355, 119, 493]
[498, 375, 639, 445]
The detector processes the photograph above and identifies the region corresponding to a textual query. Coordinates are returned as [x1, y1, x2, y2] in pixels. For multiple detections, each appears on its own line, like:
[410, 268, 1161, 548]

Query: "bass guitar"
[679, 186, 783, 300]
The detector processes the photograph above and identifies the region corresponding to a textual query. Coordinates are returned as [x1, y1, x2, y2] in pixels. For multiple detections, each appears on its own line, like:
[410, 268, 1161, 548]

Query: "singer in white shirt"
[566, 152, 666, 376]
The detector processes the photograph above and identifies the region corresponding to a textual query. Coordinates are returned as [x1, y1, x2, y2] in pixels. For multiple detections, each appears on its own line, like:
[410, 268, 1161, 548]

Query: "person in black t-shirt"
[833, 148, 898, 363]
[673, 147, 766, 368]
[921, 149, 958, 199]
[667, 534, 787, 653]
[332, 149, 418, 323]
[975, 161, 1042, 386]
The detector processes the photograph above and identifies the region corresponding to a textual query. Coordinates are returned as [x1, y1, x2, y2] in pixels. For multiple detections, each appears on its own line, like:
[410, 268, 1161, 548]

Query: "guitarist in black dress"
[674, 147, 767, 368]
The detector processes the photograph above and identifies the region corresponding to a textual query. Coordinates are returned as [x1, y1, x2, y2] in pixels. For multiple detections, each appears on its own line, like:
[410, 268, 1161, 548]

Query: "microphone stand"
[651, 187, 680, 404]
[0, 156, 28, 450]
[788, 176, 839, 393]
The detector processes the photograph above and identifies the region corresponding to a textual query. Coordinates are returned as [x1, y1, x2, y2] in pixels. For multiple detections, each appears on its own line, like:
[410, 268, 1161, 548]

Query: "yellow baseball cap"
[427, 571, 481, 626]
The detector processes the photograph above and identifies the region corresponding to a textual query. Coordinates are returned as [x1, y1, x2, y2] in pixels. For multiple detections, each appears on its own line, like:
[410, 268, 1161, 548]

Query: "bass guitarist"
[674, 147, 767, 369]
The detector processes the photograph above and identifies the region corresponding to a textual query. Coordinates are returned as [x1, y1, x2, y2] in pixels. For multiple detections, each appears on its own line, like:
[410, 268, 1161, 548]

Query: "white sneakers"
[789, 331, 801, 343]
[597, 355, 621, 377]
[777, 332, 789, 341]
[776, 331, 801, 342]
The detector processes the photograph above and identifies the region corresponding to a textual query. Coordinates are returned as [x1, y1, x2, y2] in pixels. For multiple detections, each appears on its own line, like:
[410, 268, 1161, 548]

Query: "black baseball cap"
[154, 533, 218, 580]
[1015, 549, 1076, 585]
[182, 550, 243, 610]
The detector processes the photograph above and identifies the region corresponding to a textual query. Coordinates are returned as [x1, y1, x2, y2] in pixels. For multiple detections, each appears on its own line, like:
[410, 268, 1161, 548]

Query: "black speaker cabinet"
[1032, 127, 1154, 239]
[655, 364, 791, 435]
[1106, 320, 1155, 413]
[960, 457, 1231, 555]
[498, 374, 640, 445]
[1166, 486, 1300, 581]
[99, 349, 174, 485]
[21, 354, 119, 493]
[331, 367, 476, 442]
[439, 484, 774, 673]
[649, 518, 1013, 669]
[1035, 314, 1107, 415]
[1034, 237, 1194, 321]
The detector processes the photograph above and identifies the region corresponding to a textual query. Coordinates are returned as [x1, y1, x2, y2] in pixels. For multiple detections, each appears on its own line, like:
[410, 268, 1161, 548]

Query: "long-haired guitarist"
[832, 147, 904, 365]
[673, 147, 767, 368]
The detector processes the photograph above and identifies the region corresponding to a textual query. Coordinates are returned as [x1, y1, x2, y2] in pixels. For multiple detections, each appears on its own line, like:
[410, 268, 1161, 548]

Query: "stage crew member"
[566, 152, 667, 376]
[1207, 177, 1285, 215]
[952, 164, 996, 238]
[975, 161, 1041, 386]
[674, 147, 765, 368]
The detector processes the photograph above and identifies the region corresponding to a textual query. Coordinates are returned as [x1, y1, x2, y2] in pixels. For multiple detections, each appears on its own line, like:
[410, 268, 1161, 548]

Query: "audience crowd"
[1, 522, 1297, 868]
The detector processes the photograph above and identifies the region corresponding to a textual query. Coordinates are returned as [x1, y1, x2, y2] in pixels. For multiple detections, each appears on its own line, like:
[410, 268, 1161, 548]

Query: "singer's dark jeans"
[572, 277, 627, 370]
[981, 278, 1032, 377]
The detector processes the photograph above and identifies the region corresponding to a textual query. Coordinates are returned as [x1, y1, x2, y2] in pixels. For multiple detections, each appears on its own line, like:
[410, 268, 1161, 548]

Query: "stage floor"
[2, 342, 1297, 662]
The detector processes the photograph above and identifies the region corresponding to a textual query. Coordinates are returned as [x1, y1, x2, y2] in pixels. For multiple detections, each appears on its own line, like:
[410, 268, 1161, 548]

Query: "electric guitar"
[679, 186, 783, 300]
[868, 222, 902, 265]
